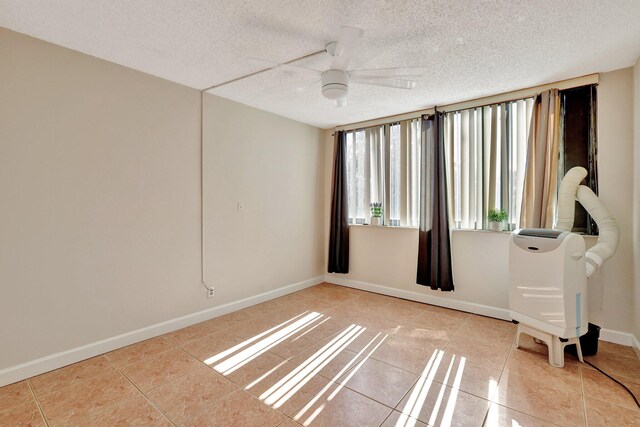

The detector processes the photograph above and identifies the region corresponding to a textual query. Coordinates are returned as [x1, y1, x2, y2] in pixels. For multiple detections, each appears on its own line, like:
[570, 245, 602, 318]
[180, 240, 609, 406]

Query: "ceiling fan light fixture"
[321, 70, 349, 100]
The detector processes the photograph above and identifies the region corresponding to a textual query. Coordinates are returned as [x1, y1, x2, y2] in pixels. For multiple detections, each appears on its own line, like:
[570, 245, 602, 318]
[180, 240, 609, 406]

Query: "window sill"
[451, 229, 512, 234]
[349, 224, 418, 231]
[347, 225, 599, 238]
[349, 225, 511, 233]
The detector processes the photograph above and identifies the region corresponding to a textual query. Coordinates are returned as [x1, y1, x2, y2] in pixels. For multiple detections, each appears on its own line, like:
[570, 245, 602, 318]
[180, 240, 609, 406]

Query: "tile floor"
[1, 283, 639, 426]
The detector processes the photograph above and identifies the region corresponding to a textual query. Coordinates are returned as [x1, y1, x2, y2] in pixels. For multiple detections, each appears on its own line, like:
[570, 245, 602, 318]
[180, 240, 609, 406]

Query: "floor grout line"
[103, 356, 179, 427]
[26, 379, 49, 427]
[579, 364, 589, 427]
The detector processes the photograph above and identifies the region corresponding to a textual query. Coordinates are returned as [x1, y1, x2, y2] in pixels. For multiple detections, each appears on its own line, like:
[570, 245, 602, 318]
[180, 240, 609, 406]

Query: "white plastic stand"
[515, 323, 584, 368]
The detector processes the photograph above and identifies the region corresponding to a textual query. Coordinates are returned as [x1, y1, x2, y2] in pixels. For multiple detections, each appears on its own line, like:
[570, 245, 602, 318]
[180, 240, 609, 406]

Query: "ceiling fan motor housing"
[321, 70, 349, 100]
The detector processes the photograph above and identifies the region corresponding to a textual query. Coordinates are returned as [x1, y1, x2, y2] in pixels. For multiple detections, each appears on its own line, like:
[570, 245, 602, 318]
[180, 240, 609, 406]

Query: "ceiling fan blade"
[349, 67, 427, 79]
[350, 76, 418, 90]
[330, 26, 364, 71]
[335, 97, 348, 107]
[249, 57, 322, 78]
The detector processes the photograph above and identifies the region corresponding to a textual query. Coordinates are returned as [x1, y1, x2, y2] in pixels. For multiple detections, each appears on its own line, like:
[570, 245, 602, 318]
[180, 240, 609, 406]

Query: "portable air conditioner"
[509, 228, 588, 367]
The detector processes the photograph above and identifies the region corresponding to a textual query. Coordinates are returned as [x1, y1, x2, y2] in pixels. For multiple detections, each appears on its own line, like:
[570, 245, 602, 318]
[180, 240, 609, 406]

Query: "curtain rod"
[333, 73, 598, 132]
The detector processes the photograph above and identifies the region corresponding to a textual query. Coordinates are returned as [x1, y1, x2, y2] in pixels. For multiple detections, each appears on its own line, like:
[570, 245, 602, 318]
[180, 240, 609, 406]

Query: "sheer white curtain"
[399, 119, 422, 227]
[444, 99, 534, 229]
[345, 119, 422, 226]
[346, 127, 384, 224]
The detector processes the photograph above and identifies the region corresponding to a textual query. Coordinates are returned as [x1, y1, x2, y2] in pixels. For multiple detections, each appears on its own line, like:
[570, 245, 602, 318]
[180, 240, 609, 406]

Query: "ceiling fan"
[253, 27, 426, 107]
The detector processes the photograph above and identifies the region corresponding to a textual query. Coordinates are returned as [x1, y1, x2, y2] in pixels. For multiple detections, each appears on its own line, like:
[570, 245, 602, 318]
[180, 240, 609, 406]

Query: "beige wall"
[202, 94, 325, 304]
[325, 68, 637, 335]
[596, 68, 635, 334]
[634, 57, 640, 342]
[0, 28, 325, 371]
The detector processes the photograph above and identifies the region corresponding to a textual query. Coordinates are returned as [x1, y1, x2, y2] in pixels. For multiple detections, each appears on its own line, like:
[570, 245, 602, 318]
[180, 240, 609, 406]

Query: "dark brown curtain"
[328, 131, 349, 273]
[417, 113, 454, 291]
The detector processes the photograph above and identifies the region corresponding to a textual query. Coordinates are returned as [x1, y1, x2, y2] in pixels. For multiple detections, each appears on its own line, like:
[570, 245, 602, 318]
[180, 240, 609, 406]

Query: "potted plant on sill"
[370, 202, 383, 226]
[488, 209, 508, 231]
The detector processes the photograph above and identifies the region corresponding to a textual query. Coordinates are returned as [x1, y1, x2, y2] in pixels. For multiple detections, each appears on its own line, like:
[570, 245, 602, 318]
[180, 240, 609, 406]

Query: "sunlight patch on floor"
[203, 311, 311, 366]
[262, 324, 365, 408]
[213, 312, 322, 375]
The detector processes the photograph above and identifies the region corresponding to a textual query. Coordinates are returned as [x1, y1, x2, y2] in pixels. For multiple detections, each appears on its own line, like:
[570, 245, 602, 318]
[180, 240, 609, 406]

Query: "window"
[559, 85, 598, 234]
[345, 119, 422, 227]
[444, 99, 535, 230]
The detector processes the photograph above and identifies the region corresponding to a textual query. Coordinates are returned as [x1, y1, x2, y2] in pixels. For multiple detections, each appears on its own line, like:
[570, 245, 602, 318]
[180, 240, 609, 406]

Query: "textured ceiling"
[2, 0, 640, 128]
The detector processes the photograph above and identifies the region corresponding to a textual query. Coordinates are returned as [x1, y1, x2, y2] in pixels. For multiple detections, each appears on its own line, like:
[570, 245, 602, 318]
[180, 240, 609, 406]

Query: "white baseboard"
[325, 275, 638, 349]
[0, 276, 324, 387]
[325, 276, 511, 320]
[599, 329, 640, 347]
[631, 334, 640, 359]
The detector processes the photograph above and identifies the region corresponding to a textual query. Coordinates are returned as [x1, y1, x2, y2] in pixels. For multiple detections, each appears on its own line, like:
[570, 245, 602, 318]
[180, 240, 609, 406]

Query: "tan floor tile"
[179, 388, 285, 427]
[297, 283, 362, 306]
[234, 315, 309, 341]
[221, 351, 288, 387]
[381, 410, 429, 427]
[104, 336, 175, 368]
[484, 403, 557, 427]
[323, 302, 372, 320]
[493, 371, 584, 426]
[356, 313, 405, 334]
[370, 338, 442, 375]
[216, 308, 255, 326]
[245, 360, 334, 416]
[410, 305, 471, 334]
[585, 351, 640, 383]
[25, 286, 640, 427]
[585, 396, 640, 426]
[239, 301, 283, 320]
[374, 299, 431, 326]
[397, 379, 490, 426]
[428, 351, 501, 401]
[38, 368, 137, 426]
[353, 290, 397, 308]
[163, 321, 217, 346]
[303, 315, 356, 341]
[338, 357, 418, 407]
[292, 383, 392, 427]
[0, 380, 33, 410]
[29, 356, 111, 396]
[198, 313, 241, 334]
[442, 335, 511, 371]
[119, 347, 202, 391]
[147, 366, 238, 425]
[269, 333, 322, 359]
[181, 329, 245, 363]
[0, 399, 45, 427]
[341, 328, 394, 354]
[504, 347, 581, 394]
[581, 366, 640, 411]
[278, 418, 303, 427]
[457, 316, 516, 346]
[68, 393, 170, 427]
[271, 291, 317, 307]
[392, 325, 452, 349]
[596, 341, 640, 362]
[289, 339, 365, 381]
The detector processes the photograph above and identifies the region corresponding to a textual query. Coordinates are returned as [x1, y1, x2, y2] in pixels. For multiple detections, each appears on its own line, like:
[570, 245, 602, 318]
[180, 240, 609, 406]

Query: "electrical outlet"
[207, 287, 215, 298]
